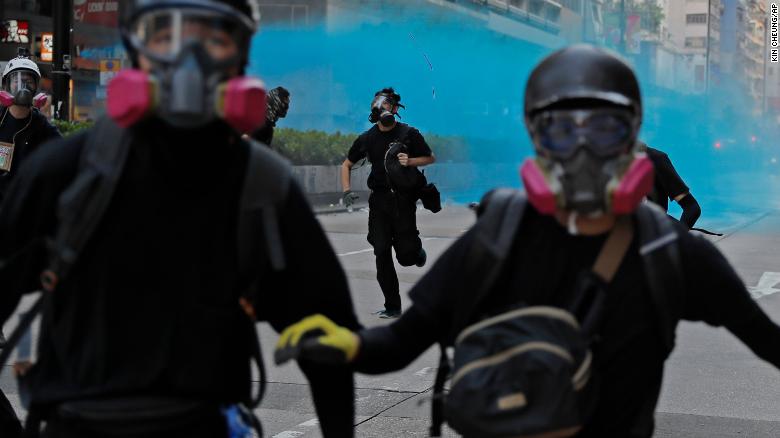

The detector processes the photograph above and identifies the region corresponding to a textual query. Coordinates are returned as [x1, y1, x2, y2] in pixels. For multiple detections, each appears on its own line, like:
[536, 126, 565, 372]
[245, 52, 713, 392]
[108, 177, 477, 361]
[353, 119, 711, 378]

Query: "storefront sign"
[74, 0, 120, 27]
[41, 33, 54, 62]
[1, 20, 30, 43]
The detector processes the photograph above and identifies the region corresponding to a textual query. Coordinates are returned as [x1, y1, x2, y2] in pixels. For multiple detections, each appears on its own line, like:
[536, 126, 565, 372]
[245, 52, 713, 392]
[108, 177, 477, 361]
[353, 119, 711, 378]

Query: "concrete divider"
[291, 163, 517, 194]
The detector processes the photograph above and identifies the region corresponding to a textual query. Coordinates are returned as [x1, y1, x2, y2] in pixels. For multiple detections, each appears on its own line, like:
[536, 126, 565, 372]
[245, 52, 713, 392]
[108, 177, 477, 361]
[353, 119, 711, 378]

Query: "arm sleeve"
[407, 128, 433, 158]
[353, 305, 439, 374]
[655, 152, 689, 200]
[681, 234, 780, 368]
[254, 181, 360, 437]
[347, 136, 366, 163]
[42, 119, 62, 141]
[677, 193, 701, 228]
[0, 135, 82, 325]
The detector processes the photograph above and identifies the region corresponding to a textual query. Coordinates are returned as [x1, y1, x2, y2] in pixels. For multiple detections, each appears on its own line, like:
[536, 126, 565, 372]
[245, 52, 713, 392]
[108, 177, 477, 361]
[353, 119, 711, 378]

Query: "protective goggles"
[5, 71, 38, 94]
[127, 7, 252, 63]
[531, 109, 636, 158]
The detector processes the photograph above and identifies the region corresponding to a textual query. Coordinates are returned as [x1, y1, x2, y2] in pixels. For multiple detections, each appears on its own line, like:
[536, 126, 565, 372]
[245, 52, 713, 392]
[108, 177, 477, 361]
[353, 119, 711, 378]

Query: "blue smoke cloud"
[248, 2, 780, 229]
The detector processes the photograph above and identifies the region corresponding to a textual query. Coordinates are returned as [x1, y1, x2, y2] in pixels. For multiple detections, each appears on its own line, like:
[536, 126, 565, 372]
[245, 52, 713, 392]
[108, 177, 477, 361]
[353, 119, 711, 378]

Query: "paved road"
[3, 203, 780, 437]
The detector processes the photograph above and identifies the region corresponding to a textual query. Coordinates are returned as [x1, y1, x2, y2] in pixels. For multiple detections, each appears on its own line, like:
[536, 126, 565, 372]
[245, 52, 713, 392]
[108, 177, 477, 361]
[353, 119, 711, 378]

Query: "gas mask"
[369, 94, 403, 128]
[0, 70, 47, 109]
[108, 6, 266, 133]
[521, 108, 653, 216]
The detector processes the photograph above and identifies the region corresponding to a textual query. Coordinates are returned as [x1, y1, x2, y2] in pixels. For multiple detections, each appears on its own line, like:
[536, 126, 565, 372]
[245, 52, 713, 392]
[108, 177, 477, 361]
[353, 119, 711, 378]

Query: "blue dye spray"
[248, 2, 780, 229]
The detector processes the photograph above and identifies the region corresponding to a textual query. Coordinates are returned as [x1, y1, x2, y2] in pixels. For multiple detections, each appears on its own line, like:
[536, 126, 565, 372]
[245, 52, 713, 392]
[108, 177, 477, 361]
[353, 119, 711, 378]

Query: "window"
[686, 13, 707, 24]
[685, 37, 707, 48]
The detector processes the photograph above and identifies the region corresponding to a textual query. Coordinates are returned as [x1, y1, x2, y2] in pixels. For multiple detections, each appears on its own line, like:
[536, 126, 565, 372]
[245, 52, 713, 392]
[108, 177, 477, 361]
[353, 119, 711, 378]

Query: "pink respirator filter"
[107, 69, 155, 128]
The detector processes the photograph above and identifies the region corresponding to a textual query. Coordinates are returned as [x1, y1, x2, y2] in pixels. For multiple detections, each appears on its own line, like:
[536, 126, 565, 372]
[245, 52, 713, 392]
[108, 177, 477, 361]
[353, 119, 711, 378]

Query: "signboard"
[74, 0, 120, 27]
[41, 33, 54, 62]
[99, 59, 121, 86]
[1, 20, 30, 43]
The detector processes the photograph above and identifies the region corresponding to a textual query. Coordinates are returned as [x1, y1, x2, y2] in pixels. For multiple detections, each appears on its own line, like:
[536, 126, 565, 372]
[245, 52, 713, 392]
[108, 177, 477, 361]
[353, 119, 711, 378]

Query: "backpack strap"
[430, 188, 527, 437]
[237, 140, 292, 409]
[237, 140, 292, 275]
[635, 203, 684, 353]
[1, 118, 131, 376]
[450, 188, 528, 336]
[42, 117, 131, 291]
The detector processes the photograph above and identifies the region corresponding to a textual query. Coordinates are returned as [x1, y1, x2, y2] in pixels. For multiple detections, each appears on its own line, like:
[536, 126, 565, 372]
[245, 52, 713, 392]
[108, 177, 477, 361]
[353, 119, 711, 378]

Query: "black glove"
[342, 190, 359, 207]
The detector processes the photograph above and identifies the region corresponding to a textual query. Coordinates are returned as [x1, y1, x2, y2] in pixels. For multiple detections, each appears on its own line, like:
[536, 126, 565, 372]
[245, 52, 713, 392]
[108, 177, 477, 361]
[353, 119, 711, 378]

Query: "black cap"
[524, 45, 641, 118]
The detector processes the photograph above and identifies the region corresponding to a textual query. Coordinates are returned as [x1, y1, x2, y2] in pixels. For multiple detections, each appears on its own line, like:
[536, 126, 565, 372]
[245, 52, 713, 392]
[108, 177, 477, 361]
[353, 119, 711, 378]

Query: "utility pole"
[52, 0, 72, 121]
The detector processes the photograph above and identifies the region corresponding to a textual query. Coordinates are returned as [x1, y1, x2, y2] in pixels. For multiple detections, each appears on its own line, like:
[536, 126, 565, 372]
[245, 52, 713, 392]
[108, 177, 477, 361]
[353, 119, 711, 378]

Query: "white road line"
[298, 419, 319, 427]
[749, 272, 780, 299]
[272, 432, 304, 438]
[414, 367, 434, 377]
[338, 237, 438, 257]
[337, 248, 374, 257]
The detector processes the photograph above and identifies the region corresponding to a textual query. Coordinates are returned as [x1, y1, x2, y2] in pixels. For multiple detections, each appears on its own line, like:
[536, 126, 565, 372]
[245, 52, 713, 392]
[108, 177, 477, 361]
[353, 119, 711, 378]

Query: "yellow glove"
[274, 314, 360, 365]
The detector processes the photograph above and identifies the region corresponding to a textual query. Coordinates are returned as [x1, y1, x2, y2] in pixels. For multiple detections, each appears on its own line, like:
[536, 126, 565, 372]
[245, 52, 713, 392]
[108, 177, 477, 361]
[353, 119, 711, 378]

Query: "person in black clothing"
[250, 86, 290, 146]
[0, 1, 359, 437]
[0, 51, 60, 438]
[340, 87, 435, 318]
[0, 53, 61, 203]
[276, 45, 780, 437]
[642, 142, 701, 228]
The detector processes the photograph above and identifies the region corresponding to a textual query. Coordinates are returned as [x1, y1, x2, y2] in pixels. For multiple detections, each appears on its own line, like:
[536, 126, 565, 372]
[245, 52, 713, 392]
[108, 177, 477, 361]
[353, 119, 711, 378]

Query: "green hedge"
[273, 128, 471, 165]
[52, 121, 472, 165]
[52, 119, 93, 136]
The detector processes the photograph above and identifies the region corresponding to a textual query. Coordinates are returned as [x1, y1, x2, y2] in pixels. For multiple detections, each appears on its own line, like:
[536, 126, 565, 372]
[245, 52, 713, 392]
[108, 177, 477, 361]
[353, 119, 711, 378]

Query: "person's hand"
[397, 153, 409, 167]
[342, 190, 359, 207]
[274, 314, 360, 365]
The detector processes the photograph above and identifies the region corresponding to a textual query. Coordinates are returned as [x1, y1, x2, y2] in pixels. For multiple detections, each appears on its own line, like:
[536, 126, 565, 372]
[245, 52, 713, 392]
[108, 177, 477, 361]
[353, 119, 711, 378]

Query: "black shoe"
[415, 248, 427, 268]
[373, 309, 401, 319]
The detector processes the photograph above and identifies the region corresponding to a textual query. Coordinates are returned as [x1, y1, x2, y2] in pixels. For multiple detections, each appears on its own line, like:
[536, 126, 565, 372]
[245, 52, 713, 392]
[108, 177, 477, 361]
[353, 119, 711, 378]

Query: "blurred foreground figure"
[0, 1, 359, 437]
[276, 45, 780, 438]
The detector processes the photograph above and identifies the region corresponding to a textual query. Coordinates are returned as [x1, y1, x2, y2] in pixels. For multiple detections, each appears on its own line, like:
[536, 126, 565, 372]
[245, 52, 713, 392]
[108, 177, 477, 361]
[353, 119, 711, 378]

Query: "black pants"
[0, 390, 22, 438]
[367, 191, 422, 312]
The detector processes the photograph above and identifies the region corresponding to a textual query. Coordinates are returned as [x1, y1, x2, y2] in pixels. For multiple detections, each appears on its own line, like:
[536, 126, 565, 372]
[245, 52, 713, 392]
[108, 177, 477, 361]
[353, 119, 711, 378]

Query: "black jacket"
[354, 205, 780, 437]
[0, 107, 61, 202]
[0, 119, 360, 436]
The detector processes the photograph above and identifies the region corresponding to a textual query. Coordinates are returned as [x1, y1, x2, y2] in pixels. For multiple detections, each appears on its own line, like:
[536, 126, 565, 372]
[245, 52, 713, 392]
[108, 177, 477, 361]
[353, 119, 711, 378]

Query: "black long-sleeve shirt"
[0, 107, 61, 203]
[0, 118, 360, 436]
[354, 207, 780, 437]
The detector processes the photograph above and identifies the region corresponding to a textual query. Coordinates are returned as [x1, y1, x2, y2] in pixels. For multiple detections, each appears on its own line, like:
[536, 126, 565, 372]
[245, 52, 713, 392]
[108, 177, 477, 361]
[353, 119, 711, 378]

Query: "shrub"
[273, 128, 471, 165]
[52, 119, 94, 136]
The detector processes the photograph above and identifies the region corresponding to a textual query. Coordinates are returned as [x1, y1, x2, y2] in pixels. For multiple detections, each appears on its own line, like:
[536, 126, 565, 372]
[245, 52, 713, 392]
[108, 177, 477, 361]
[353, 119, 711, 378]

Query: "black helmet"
[524, 45, 641, 120]
[120, 0, 260, 66]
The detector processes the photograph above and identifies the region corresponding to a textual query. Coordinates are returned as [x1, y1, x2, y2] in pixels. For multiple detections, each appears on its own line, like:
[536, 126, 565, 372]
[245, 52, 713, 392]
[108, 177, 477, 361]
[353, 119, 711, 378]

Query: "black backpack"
[0, 117, 292, 431]
[384, 141, 427, 193]
[429, 189, 684, 437]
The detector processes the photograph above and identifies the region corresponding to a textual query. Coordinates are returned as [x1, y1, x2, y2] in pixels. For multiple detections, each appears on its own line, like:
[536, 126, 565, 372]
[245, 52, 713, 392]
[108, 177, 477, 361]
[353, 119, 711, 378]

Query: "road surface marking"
[298, 419, 319, 427]
[748, 272, 780, 299]
[414, 367, 434, 377]
[338, 248, 374, 257]
[272, 432, 304, 438]
[338, 238, 437, 257]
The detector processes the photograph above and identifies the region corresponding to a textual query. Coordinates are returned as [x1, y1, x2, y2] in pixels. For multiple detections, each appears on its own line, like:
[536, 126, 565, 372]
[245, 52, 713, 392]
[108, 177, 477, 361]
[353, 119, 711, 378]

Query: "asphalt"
[3, 203, 780, 437]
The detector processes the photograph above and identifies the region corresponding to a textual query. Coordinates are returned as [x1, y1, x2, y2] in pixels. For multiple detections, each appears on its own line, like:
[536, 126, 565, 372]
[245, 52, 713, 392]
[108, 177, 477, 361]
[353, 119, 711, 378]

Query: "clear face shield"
[120, 6, 258, 129]
[369, 95, 402, 127]
[128, 8, 250, 65]
[4, 70, 39, 107]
